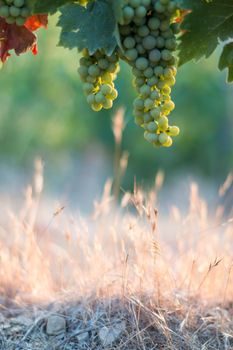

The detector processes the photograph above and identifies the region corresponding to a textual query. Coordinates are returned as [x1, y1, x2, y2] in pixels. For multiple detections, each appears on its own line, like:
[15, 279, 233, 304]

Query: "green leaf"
[179, 0, 233, 66]
[28, 0, 73, 14]
[58, 0, 118, 55]
[219, 42, 233, 82]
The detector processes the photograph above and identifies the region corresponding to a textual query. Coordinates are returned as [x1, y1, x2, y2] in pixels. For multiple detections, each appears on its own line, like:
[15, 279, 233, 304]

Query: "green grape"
[134, 77, 145, 87]
[141, 0, 151, 6]
[12, 3, 18, 11]
[129, 0, 140, 8]
[15, 16, 25, 25]
[158, 116, 169, 131]
[123, 36, 136, 49]
[163, 136, 173, 147]
[165, 38, 177, 50]
[14, 0, 24, 7]
[143, 112, 153, 123]
[0, 5, 9, 17]
[160, 20, 170, 32]
[144, 132, 159, 144]
[146, 121, 158, 133]
[95, 92, 106, 104]
[168, 126, 180, 136]
[86, 94, 96, 105]
[147, 76, 158, 86]
[135, 6, 147, 18]
[98, 58, 109, 70]
[158, 132, 169, 144]
[148, 17, 160, 30]
[79, 49, 119, 111]
[139, 84, 151, 97]
[143, 67, 153, 78]
[154, 1, 165, 13]
[137, 25, 150, 37]
[156, 36, 165, 48]
[149, 49, 161, 62]
[114, 0, 180, 147]
[150, 90, 160, 100]
[136, 44, 146, 54]
[160, 0, 170, 5]
[150, 107, 161, 119]
[123, 6, 134, 21]
[135, 57, 149, 70]
[162, 85, 171, 95]
[108, 89, 118, 100]
[5, 16, 15, 23]
[101, 84, 112, 95]
[102, 99, 113, 109]
[135, 115, 144, 126]
[142, 36, 157, 50]
[144, 98, 155, 109]
[133, 98, 144, 110]
[125, 48, 138, 61]
[91, 102, 103, 112]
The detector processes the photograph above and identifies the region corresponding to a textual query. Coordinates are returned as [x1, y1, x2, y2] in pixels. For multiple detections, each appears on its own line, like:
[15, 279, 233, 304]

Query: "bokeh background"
[0, 17, 233, 209]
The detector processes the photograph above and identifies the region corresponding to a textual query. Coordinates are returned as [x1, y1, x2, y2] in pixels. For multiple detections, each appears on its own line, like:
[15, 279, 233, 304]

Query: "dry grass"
[0, 158, 232, 349]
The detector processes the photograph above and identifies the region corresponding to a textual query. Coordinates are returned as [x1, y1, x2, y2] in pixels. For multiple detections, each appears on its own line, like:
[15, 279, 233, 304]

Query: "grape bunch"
[0, 0, 30, 26]
[78, 49, 119, 112]
[118, 0, 180, 147]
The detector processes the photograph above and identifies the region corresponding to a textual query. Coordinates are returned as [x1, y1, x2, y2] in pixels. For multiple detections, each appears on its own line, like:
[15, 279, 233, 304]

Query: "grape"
[149, 49, 161, 63]
[144, 132, 159, 144]
[0, 5, 9, 17]
[142, 35, 156, 50]
[15, 16, 25, 25]
[78, 49, 120, 112]
[135, 6, 147, 18]
[146, 121, 158, 133]
[76, 0, 181, 147]
[158, 116, 169, 131]
[125, 48, 138, 61]
[163, 136, 173, 147]
[158, 132, 168, 144]
[148, 17, 160, 30]
[0, 0, 31, 25]
[14, 0, 24, 7]
[154, 2, 165, 13]
[168, 126, 180, 136]
[137, 25, 150, 37]
[150, 107, 161, 119]
[123, 36, 136, 49]
[129, 0, 140, 8]
[123, 6, 134, 21]
[135, 57, 149, 70]
[143, 67, 153, 78]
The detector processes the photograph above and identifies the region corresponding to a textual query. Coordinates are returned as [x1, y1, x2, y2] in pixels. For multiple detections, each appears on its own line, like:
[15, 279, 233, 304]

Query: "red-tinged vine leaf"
[25, 14, 48, 31]
[219, 42, 233, 83]
[0, 13, 48, 63]
[178, 0, 233, 66]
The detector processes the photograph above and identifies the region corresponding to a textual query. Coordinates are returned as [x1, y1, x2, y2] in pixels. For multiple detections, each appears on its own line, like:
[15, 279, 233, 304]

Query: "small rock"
[99, 321, 126, 346]
[77, 331, 89, 343]
[46, 315, 66, 336]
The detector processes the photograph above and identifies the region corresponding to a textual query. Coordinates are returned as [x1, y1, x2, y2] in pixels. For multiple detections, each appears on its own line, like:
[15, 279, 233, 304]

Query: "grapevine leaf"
[27, 0, 73, 14]
[111, 0, 124, 23]
[0, 17, 37, 63]
[179, 0, 233, 66]
[58, 1, 118, 55]
[219, 42, 233, 83]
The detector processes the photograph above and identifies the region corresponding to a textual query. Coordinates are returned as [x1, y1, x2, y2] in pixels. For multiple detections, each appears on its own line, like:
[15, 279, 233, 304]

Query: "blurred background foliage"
[0, 16, 233, 197]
